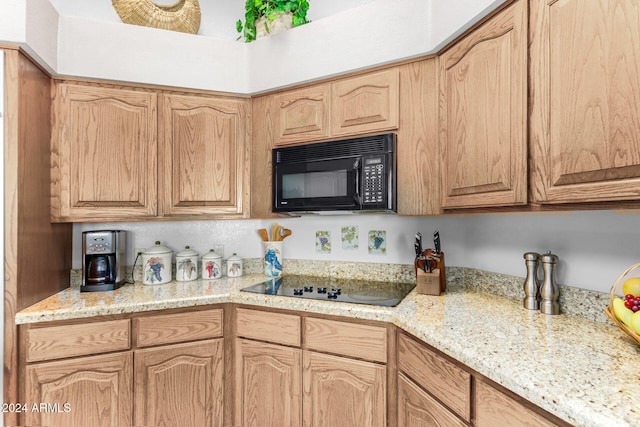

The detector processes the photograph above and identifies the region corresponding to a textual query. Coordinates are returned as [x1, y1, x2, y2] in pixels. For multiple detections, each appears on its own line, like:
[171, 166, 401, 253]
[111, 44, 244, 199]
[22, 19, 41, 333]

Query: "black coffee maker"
[82, 230, 126, 292]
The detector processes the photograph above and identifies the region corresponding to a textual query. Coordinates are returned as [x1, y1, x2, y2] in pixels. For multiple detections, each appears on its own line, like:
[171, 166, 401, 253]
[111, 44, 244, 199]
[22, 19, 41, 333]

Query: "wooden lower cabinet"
[24, 352, 133, 427]
[303, 351, 386, 427]
[475, 379, 560, 427]
[235, 338, 302, 427]
[398, 373, 466, 427]
[134, 339, 224, 427]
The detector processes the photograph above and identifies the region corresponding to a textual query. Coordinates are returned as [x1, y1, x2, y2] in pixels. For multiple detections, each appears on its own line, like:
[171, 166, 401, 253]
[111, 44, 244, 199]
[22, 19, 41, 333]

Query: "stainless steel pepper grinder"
[523, 252, 540, 310]
[540, 251, 560, 315]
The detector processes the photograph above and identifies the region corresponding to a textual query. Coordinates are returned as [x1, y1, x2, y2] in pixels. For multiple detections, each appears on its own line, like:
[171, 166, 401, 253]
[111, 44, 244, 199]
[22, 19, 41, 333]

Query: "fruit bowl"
[605, 262, 640, 346]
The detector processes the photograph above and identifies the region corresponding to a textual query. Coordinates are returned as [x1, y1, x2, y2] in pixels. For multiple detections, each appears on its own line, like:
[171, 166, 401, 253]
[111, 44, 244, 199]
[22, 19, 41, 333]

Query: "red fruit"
[633, 306, 640, 313]
[626, 294, 635, 300]
[625, 300, 635, 309]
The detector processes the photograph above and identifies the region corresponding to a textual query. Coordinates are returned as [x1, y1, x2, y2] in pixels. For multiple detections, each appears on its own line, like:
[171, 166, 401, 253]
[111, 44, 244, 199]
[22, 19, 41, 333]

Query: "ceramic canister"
[175, 246, 198, 282]
[226, 253, 243, 278]
[202, 249, 223, 280]
[142, 241, 173, 285]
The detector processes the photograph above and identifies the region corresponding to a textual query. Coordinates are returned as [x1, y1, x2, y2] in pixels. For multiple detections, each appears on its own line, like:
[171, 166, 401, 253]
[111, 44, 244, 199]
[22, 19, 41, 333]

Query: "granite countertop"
[16, 274, 640, 427]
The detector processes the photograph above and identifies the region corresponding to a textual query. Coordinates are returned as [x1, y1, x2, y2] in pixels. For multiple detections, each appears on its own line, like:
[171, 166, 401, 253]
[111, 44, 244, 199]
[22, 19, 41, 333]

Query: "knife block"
[415, 250, 446, 296]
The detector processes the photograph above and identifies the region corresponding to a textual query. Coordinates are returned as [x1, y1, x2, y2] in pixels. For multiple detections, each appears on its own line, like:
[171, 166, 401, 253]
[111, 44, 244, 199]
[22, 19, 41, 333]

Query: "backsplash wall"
[73, 209, 640, 293]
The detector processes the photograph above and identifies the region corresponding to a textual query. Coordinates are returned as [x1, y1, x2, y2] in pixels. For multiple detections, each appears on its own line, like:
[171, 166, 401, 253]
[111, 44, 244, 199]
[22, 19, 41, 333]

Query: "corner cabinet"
[439, 0, 527, 209]
[51, 84, 158, 220]
[529, 0, 640, 204]
[159, 94, 249, 217]
[51, 82, 250, 222]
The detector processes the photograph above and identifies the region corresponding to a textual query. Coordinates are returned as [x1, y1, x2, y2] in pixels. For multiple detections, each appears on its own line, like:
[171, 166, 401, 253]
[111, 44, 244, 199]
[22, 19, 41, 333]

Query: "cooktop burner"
[240, 275, 415, 307]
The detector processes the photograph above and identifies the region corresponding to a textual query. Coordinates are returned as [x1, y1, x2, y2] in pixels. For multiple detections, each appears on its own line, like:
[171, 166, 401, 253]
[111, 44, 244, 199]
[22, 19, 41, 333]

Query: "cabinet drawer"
[26, 319, 131, 362]
[305, 317, 387, 363]
[398, 373, 467, 427]
[236, 308, 301, 347]
[398, 333, 471, 422]
[136, 308, 223, 348]
[475, 379, 558, 427]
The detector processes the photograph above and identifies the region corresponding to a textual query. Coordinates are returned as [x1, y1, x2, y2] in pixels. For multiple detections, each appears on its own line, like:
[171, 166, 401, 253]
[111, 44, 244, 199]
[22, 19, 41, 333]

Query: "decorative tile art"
[341, 226, 359, 250]
[368, 230, 386, 255]
[315, 231, 331, 253]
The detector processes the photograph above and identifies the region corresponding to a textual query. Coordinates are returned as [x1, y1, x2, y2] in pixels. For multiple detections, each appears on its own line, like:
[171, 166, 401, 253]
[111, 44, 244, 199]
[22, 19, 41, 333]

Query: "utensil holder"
[264, 241, 283, 277]
[415, 250, 446, 295]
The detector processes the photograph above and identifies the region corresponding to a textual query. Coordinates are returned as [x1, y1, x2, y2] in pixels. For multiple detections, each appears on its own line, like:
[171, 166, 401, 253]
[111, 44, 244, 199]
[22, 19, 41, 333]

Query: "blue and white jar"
[264, 241, 283, 277]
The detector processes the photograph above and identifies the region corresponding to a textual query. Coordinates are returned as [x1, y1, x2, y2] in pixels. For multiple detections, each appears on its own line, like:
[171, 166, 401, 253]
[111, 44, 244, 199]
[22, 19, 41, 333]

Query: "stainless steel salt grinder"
[540, 251, 560, 315]
[523, 252, 540, 310]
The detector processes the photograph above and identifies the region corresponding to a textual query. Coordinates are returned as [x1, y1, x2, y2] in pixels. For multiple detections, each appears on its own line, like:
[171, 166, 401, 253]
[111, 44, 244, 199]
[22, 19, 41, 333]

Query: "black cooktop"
[240, 275, 415, 307]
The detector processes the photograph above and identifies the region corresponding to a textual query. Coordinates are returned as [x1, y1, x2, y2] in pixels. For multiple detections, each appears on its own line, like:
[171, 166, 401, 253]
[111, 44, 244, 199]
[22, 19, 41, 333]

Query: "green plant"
[236, 0, 310, 42]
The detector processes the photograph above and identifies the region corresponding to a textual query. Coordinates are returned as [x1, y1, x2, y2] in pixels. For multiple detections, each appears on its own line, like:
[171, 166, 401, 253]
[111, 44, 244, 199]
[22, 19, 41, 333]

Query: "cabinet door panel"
[439, 0, 527, 208]
[24, 352, 132, 427]
[51, 84, 157, 220]
[397, 334, 471, 422]
[160, 94, 250, 217]
[135, 339, 224, 427]
[475, 379, 557, 427]
[303, 351, 386, 427]
[274, 84, 330, 145]
[331, 69, 399, 137]
[530, 0, 640, 203]
[398, 373, 466, 427]
[236, 339, 302, 427]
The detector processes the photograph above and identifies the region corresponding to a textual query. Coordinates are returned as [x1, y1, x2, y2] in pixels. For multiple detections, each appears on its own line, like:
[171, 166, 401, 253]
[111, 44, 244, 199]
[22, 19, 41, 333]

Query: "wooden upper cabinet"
[51, 83, 157, 221]
[439, 0, 527, 208]
[159, 94, 250, 217]
[530, 0, 640, 203]
[274, 84, 330, 145]
[331, 68, 399, 137]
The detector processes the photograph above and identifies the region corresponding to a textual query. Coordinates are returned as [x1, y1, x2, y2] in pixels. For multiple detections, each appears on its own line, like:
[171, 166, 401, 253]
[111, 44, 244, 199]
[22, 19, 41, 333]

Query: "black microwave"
[272, 133, 396, 213]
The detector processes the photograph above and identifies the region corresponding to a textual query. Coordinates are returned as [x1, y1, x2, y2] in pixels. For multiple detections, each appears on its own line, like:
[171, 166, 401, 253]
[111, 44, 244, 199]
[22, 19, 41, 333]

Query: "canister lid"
[227, 253, 242, 262]
[202, 249, 222, 260]
[144, 241, 172, 255]
[176, 245, 198, 257]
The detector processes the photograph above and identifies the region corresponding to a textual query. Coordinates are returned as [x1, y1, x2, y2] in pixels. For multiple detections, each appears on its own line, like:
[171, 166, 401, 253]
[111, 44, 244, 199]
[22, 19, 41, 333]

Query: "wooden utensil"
[280, 228, 292, 240]
[258, 228, 269, 242]
[271, 223, 282, 241]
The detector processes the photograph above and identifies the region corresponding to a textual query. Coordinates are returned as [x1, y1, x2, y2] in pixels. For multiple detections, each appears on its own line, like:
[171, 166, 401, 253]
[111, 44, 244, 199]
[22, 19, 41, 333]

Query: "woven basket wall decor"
[112, 0, 201, 34]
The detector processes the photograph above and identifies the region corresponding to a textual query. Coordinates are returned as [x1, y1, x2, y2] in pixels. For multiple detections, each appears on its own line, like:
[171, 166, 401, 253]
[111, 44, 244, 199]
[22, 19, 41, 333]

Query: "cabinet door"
[303, 351, 386, 427]
[51, 83, 157, 221]
[235, 339, 302, 427]
[159, 94, 250, 217]
[398, 373, 466, 427]
[530, 0, 640, 203]
[274, 84, 330, 145]
[439, 0, 527, 208]
[250, 94, 280, 218]
[331, 68, 399, 137]
[134, 339, 224, 427]
[475, 379, 558, 427]
[397, 58, 441, 216]
[24, 352, 132, 427]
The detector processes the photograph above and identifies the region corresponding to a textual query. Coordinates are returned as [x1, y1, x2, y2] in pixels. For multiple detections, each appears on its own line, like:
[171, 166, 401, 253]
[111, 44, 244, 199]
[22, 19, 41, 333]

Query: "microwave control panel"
[362, 156, 386, 204]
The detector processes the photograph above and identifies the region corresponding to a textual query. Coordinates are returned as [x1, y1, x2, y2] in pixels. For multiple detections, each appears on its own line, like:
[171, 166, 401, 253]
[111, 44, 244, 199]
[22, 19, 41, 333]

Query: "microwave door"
[275, 158, 361, 211]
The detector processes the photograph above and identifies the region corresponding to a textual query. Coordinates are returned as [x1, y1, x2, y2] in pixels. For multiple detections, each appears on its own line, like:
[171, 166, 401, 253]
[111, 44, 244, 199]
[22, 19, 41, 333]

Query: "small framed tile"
[341, 226, 359, 250]
[368, 230, 386, 255]
[316, 231, 331, 253]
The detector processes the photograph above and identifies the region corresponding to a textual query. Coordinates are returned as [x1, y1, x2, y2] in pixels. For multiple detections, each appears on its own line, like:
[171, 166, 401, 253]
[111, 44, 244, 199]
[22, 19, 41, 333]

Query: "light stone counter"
[16, 273, 640, 427]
